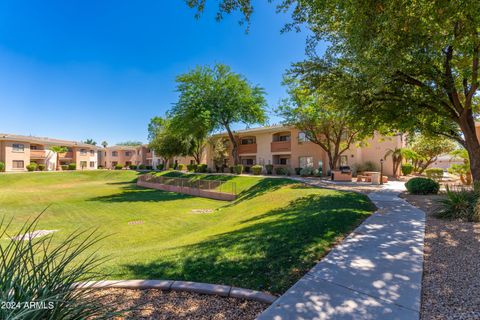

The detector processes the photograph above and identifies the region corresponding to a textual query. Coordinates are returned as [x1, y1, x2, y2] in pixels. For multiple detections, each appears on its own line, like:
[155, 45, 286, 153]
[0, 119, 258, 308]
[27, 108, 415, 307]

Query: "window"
[12, 144, 24, 152]
[30, 145, 38, 150]
[80, 149, 87, 155]
[12, 160, 24, 169]
[241, 138, 255, 145]
[125, 151, 131, 157]
[90, 150, 95, 156]
[90, 161, 95, 168]
[299, 156, 314, 168]
[279, 157, 289, 165]
[278, 135, 290, 142]
[241, 158, 255, 166]
[340, 155, 348, 167]
[298, 132, 308, 142]
[111, 161, 118, 167]
[112, 151, 118, 157]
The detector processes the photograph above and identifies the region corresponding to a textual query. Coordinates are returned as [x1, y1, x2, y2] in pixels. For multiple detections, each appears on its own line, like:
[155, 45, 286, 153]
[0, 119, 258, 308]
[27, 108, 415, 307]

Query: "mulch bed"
[401, 193, 480, 320]
[93, 288, 269, 320]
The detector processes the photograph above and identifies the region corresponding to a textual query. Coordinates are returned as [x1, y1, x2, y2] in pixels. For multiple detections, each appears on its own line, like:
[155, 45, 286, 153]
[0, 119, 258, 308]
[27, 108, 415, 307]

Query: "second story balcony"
[271, 132, 292, 152]
[59, 152, 74, 159]
[238, 143, 257, 154]
[30, 149, 47, 159]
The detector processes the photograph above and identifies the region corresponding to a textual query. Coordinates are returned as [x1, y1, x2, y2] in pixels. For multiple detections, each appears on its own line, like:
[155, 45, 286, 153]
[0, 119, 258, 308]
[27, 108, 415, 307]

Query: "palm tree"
[384, 148, 404, 177]
[50, 146, 69, 171]
[83, 139, 97, 146]
[101, 141, 108, 148]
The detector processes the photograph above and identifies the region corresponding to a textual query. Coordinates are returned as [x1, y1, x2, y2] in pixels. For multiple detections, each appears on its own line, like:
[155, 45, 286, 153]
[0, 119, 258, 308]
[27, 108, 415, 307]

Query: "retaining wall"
[137, 180, 236, 201]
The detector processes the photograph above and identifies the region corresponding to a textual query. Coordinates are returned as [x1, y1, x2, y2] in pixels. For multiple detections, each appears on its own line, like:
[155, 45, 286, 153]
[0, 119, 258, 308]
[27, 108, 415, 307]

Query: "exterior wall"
[3, 141, 30, 171]
[74, 147, 98, 170]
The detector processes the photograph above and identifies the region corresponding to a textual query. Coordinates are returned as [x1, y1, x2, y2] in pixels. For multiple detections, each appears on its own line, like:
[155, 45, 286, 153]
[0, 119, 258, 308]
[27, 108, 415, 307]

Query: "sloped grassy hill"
[0, 170, 374, 294]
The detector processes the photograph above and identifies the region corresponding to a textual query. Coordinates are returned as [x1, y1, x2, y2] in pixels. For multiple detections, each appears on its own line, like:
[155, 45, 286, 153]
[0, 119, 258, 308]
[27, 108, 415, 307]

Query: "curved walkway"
[257, 182, 425, 320]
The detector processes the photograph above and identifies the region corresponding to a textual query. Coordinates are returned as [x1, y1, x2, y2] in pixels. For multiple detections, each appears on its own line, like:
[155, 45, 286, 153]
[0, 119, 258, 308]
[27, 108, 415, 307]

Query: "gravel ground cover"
[93, 288, 268, 320]
[401, 193, 480, 320]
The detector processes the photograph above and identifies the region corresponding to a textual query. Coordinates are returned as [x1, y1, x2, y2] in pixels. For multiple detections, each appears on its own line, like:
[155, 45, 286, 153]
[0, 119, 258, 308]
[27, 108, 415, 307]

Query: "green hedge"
[401, 163, 413, 175]
[61, 165, 68, 171]
[68, 163, 76, 170]
[26, 163, 37, 172]
[114, 164, 123, 170]
[234, 164, 243, 175]
[0, 161, 5, 172]
[196, 164, 208, 173]
[275, 167, 289, 176]
[405, 177, 439, 195]
[425, 168, 444, 181]
[138, 164, 146, 170]
[129, 165, 138, 170]
[178, 164, 186, 171]
[265, 164, 273, 175]
[251, 165, 263, 175]
[156, 164, 164, 171]
[38, 164, 46, 171]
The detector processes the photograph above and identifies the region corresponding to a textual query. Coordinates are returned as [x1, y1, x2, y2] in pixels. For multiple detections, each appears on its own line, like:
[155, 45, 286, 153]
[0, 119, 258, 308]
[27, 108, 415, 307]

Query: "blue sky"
[0, 1, 320, 145]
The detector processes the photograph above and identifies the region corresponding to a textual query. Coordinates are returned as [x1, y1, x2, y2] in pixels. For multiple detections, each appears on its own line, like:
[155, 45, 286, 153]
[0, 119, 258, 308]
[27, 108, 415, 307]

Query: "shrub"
[0, 161, 4, 172]
[178, 164, 186, 171]
[436, 185, 479, 221]
[138, 164, 146, 170]
[37, 164, 46, 171]
[129, 165, 137, 170]
[275, 167, 289, 175]
[98, 165, 104, 169]
[26, 163, 37, 172]
[196, 164, 208, 173]
[244, 166, 251, 174]
[68, 163, 76, 170]
[156, 164, 164, 171]
[401, 163, 414, 175]
[0, 216, 126, 319]
[265, 164, 274, 175]
[234, 164, 244, 175]
[114, 164, 123, 170]
[187, 164, 197, 172]
[405, 177, 439, 195]
[300, 166, 318, 177]
[251, 165, 263, 175]
[61, 165, 68, 171]
[425, 168, 444, 181]
[146, 165, 153, 170]
[358, 161, 377, 173]
[294, 167, 302, 175]
[229, 166, 235, 174]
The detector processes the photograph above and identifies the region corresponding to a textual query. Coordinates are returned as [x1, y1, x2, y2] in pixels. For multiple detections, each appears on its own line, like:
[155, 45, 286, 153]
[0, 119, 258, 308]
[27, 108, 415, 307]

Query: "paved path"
[257, 182, 425, 320]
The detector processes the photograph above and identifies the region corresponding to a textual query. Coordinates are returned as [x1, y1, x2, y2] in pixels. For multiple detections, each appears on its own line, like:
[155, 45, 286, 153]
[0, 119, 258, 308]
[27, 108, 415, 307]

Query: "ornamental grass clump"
[0, 213, 126, 319]
[436, 184, 480, 222]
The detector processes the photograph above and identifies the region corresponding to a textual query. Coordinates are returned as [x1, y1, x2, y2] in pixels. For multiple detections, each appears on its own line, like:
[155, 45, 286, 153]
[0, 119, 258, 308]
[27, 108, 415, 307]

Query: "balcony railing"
[146, 152, 152, 159]
[271, 141, 291, 152]
[59, 152, 74, 159]
[30, 150, 47, 159]
[238, 143, 257, 154]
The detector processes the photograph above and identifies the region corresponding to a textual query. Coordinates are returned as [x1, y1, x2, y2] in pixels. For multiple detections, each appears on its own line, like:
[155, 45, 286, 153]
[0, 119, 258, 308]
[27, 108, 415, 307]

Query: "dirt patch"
[93, 288, 269, 319]
[401, 193, 480, 320]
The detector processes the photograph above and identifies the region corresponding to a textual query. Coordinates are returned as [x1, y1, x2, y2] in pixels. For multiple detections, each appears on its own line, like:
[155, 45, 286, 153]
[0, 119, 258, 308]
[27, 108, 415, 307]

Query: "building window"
[31, 145, 38, 150]
[112, 151, 118, 157]
[12, 144, 24, 152]
[340, 155, 348, 167]
[298, 132, 308, 142]
[90, 150, 95, 156]
[125, 151, 131, 156]
[80, 149, 87, 155]
[278, 135, 290, 142]
[241, 138, 255, 145]
[12, 160, 24, 169]
[279, 157, 289, 165]
[299, 156, 314, 168]
[241, 158, 255, 166]
[90, 161, 95, 168]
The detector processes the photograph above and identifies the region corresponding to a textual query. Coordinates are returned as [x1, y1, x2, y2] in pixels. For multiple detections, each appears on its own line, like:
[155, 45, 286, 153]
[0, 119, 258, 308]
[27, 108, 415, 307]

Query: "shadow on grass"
[89, 185, 192, 203]
[122, 192, 374, 294]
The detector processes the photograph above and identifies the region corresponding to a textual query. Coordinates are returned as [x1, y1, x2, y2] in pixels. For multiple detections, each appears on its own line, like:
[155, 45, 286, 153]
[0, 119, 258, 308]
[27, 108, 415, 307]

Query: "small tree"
[210, 137, 229, 172]
[50, 146, 69, 171]
[278, 80, 373, 170]
[148, 117, 189, 167]
[101, 141, 108, 148]
[384, 148, 405, 178]
[409, 134, 456, 174]
[170, 63, 267, 165]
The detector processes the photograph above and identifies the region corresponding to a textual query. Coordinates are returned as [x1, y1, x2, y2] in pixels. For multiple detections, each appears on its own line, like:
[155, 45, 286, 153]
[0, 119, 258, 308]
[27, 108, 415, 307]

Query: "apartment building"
[0, 133, 99, 172]
[206, 125, 405, 176]
[99, 145, 152, 169]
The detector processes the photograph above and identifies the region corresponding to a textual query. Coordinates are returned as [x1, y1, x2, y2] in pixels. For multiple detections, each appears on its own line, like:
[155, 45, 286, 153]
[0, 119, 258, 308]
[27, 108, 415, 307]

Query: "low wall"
[137, 180, 236, 201]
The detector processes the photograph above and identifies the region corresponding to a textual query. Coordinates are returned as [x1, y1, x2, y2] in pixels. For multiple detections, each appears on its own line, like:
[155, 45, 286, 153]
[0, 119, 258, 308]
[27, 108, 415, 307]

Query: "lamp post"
[380, 159, 384, 185]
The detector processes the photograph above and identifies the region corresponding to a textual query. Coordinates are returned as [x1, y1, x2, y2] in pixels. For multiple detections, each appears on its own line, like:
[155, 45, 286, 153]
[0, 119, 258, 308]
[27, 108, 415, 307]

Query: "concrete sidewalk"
[257, 182, 425, 320]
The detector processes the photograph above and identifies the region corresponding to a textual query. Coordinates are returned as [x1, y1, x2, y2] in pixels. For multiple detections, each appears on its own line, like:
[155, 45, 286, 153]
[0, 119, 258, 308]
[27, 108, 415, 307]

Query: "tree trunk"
[225, 125, 239, 165]
[459, 113, 480, 182]
[56, 154, 60, 171]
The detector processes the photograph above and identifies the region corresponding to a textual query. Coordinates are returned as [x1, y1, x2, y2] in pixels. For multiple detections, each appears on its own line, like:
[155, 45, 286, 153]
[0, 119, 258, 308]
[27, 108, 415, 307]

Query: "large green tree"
[186, 1, 480, 181]
[169, 63, 267, 165]
[409, 134, 456, 174]
[147, 117, 189, 166]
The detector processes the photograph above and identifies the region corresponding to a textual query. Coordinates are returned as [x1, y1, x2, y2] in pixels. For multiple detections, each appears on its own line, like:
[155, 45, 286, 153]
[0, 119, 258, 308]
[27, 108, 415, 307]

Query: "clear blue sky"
[0, 1, 321, 145]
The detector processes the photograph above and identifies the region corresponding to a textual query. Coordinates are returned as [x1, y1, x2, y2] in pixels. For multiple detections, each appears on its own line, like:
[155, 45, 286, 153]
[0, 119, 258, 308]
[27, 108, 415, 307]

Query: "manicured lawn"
[0, 170, 374, 294]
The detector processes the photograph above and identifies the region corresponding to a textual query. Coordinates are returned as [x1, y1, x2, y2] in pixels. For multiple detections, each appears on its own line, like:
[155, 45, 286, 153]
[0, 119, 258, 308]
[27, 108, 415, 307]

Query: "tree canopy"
[82, 139, 97, 146]
[116, 141, 143, 146]
[169, 63, 267, 165]
[147, 117, 190, 165]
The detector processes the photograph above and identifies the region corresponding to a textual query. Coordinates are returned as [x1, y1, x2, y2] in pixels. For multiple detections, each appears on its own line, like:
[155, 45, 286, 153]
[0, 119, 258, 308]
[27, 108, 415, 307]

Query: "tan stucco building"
[0, 133, 99, 172]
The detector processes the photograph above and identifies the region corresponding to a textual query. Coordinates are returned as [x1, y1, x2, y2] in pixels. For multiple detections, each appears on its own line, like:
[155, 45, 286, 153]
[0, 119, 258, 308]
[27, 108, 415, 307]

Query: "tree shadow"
[121, 192, 373, 294]
[90, 185, 192, 203]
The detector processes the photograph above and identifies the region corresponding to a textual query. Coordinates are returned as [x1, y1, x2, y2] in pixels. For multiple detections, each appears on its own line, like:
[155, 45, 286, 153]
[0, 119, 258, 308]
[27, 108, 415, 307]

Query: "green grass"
[0, 170, 374, 294]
